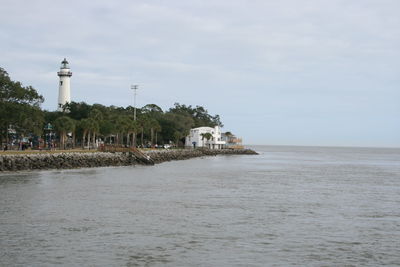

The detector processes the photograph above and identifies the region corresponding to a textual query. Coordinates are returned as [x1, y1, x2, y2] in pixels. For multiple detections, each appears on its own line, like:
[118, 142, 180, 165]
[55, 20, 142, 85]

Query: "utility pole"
[131, 85, 139, 121]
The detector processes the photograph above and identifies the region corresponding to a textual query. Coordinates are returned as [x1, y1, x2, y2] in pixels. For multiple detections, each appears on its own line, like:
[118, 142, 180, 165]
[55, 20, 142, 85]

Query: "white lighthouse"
[57, 58, 72, 111]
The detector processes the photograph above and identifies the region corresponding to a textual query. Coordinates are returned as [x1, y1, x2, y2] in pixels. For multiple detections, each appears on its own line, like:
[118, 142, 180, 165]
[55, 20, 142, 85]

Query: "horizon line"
[245, 144, 400, 149]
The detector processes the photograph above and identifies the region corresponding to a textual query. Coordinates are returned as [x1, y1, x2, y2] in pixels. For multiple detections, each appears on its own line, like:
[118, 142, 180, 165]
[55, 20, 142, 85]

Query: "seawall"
[0, 148, 258, 172]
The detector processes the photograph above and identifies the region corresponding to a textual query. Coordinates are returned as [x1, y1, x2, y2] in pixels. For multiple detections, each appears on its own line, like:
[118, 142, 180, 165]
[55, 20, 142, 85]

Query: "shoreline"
[0, 148, 258, 172]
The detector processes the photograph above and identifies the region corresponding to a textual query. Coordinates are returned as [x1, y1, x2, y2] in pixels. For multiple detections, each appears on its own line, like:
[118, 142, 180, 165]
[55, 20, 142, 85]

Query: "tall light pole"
[131, 85, 139, 121]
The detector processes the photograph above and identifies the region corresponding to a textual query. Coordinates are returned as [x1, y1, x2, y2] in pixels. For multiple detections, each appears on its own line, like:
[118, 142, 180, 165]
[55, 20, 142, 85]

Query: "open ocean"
[1, 145, 400, 266]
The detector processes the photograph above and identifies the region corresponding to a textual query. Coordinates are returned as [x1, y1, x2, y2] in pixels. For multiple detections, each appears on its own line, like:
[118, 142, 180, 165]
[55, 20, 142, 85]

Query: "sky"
[1, 0, 399, 147]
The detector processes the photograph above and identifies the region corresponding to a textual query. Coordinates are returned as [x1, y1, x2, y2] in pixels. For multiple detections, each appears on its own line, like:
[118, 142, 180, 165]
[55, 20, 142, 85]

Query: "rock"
[0, 148, 258, 172]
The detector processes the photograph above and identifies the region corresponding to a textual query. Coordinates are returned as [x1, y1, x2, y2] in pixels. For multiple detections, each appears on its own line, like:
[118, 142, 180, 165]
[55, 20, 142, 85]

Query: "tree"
[147, 118, 161, 147]
[114, 116, 131, 146]
[0, 71, 226, 151]
[168, 103, 223, 128]
[89, 108, 103, 122]
[79, 118, 98, 149]
[99, 120, 116, 144]
[201, 132, 213, 148]
[141, 104, 163, 114]
[224, 131, 233, 137]
[122, 116, 140, 147]
[0, 67, 44, 146]
[88, 108, 103, 148]
[64, 102, 91, 120]
[159, 113, 194, 146]
[154, 123, 162, 145]
[173, 131, 182, 147]
[137, 115, 150, 147]
[53, 116, 75, 149]
[130, 119, 140, 147]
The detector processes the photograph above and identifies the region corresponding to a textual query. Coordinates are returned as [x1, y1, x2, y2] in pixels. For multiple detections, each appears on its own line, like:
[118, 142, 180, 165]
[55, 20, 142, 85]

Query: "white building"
[185, 126, 226, 149]
[57, 58, 72, 111]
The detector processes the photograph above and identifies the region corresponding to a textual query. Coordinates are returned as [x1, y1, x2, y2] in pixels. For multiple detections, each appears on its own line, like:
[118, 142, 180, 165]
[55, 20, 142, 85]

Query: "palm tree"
[137, 116, 150, 147]
[88, 109, 103, 148]
[89, 120, 99, 149]
[79, 118, 98, 149]
[132, 120, 140, 147]
[115, 116, 131, 146]
[153, 123, 162, 147]
[147, 118, 161, 147]
[79, 119, 89, 148]
[173, 131, 182, 147]
[53, 116, 75, 149]
[201, 132, 213, 148]
[125, 117, 140, 148]
[89, 109, 103, 122]
[99, 120, 116, 145]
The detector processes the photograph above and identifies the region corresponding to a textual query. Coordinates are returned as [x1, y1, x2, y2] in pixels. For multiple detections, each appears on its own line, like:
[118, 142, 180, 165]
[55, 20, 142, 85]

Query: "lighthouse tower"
[57, 58, 72, 111]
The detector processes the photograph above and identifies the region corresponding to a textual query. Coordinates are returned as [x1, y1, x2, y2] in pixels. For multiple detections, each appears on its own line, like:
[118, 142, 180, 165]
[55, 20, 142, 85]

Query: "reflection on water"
[1, 146, 400, 266]
[0, 172, 41, 185]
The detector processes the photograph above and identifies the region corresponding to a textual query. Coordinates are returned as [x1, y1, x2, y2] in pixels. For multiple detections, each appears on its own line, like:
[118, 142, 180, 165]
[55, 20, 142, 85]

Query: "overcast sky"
[1, 0, 399, 147]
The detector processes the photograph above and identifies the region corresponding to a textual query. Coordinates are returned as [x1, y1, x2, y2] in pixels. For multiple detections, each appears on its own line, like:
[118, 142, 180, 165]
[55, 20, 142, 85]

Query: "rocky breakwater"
[0, 148, 258, 172]
[0, 152, 137, 172]
[144, 148, 258, 164]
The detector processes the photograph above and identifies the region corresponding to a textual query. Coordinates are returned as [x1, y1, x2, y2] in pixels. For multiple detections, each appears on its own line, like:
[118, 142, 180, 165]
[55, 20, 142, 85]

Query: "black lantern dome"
[60, 58, 70, 69]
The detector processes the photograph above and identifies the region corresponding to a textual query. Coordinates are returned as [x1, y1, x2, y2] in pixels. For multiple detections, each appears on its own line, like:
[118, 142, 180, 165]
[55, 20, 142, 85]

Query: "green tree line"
[1, 67, 223, 149]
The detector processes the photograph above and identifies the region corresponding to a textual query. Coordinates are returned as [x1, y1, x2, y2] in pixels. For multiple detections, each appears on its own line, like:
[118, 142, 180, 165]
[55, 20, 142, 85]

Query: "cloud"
[1, 0, 399, 146]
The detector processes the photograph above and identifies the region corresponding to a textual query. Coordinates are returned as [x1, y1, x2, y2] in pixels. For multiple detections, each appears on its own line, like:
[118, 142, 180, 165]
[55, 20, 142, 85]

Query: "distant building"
[185, 126, 226, 149]
[57, 58, 72, 111]
[221, 132, 243, 149]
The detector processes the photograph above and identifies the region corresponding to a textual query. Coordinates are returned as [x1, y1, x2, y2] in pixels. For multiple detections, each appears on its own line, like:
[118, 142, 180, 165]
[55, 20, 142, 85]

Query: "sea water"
[1, 146, 400, 266]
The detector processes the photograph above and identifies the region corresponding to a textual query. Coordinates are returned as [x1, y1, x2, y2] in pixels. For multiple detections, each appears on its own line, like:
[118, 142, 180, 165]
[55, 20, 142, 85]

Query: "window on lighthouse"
[60, 81, 63, 86]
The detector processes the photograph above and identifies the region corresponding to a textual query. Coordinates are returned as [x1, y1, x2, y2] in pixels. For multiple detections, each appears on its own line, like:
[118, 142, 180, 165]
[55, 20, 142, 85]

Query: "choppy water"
[1, 146, 400, 266]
